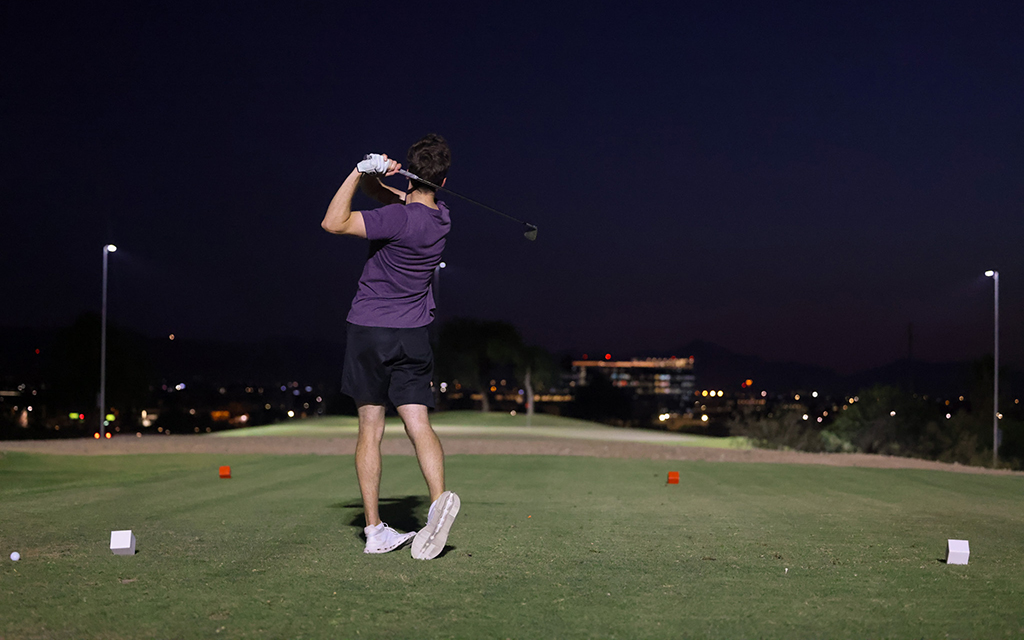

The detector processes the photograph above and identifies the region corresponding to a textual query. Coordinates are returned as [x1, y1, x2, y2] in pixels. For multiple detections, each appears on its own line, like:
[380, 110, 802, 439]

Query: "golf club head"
[524, 224, 538, 241]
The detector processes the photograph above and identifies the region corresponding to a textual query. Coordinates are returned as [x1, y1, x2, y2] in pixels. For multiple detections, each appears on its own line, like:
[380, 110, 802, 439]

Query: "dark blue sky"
[3, 0, 1021, 374]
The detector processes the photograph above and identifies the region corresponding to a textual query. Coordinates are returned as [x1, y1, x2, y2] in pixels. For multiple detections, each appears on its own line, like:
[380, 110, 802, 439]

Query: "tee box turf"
[110, 530, 136, 555]
[219, 466, 231, 479]
[946, 539, 970, 565]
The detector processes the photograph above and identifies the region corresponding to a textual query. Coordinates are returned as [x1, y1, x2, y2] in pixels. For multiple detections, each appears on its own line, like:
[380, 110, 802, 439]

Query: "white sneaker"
[412, 491, 460, 560]
[363, 522, 416, 554]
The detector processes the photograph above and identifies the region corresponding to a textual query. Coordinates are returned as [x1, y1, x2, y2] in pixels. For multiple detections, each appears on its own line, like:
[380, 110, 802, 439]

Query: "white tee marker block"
[110, 530, 136, 556]
[946, 539, 970, 565]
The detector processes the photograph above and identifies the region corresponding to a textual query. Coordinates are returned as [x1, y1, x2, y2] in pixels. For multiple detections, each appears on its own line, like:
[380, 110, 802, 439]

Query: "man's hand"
[356, 153, 401, 176]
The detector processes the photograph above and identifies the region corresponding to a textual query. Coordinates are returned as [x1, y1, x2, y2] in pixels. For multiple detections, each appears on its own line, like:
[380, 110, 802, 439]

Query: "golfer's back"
[347, 201, 451, 329]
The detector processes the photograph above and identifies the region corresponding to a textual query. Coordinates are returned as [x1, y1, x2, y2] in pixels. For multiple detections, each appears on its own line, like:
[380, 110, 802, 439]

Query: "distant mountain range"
[2, 327, 1019, 399]
[0, 326, 346, 387]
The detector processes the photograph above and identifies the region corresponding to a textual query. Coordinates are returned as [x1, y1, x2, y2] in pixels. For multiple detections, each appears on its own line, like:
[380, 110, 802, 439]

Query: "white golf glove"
[356, 153, 390, 175]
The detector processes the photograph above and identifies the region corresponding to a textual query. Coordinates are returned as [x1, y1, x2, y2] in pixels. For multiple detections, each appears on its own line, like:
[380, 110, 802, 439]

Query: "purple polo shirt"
[346, 201, 450, 328]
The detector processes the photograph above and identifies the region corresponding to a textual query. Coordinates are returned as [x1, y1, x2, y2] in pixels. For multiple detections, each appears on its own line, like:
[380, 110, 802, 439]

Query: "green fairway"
[1, 451, 1022, 639]
[215, 412, 750, 449]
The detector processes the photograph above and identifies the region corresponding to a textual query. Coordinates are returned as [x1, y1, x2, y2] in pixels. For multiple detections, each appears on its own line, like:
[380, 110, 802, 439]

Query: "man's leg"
[398, 403, 460, 560]
[355, 403, 387, 526]
[396, 404, 444, 502]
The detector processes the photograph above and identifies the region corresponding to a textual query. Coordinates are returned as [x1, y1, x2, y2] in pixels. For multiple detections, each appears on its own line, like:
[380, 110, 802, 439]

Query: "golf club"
[397, 169, 538, 241]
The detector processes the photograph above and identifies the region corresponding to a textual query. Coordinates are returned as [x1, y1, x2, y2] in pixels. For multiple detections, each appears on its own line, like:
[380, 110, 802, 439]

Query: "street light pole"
[985, 270, 999, 464]
[100, 244, 117, 438]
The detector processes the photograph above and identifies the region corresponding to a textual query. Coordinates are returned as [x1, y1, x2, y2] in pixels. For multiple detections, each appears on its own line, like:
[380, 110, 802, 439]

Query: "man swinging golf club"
[322, 133, 460, 559]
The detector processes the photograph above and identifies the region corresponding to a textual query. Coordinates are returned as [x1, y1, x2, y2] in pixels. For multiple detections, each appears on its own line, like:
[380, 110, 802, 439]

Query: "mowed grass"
[215, 411, 594, 437]
[1, 451, 1022, 639]
[216, 412, 749, 449]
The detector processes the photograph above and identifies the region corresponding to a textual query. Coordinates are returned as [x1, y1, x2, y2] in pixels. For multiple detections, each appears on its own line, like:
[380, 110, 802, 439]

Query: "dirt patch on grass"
[1, 434, 1018, 476]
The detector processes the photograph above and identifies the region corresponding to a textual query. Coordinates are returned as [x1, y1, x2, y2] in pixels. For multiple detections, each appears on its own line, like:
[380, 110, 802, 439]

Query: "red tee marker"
[667, 471, 679, 484]
[219, 466, 231, 479]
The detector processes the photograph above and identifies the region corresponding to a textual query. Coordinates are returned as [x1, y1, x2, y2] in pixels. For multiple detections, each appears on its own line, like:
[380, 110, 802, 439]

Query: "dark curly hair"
[407, 133, 451, 193]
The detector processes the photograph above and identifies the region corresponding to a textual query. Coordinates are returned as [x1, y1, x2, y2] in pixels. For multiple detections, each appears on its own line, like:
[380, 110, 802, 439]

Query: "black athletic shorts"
[341, 323, 435, 408]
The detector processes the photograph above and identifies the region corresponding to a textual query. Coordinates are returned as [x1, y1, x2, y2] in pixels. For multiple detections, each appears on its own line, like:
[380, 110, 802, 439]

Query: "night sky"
[3, 1, 1021, 374]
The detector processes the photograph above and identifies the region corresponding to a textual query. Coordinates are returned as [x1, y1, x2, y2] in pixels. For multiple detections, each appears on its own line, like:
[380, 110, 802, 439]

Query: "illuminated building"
[572, 357, 696, 412]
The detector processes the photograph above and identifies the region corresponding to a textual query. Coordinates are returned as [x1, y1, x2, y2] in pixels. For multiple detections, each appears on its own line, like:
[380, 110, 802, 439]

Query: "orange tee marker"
[219, 466, 231, 479]
[667, 471, 679, 484]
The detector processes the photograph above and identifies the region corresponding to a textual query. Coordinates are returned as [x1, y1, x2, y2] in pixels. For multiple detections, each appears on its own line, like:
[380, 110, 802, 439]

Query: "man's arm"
[321, 155, 402, 237]
[321, 168, 367, 237]
[359, 174, 406, 205]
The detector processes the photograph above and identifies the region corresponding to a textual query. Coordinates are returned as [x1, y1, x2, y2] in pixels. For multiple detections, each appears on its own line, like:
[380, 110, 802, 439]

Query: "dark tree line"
[730, 356, 1023, 469]
[435, 318, 559, 416]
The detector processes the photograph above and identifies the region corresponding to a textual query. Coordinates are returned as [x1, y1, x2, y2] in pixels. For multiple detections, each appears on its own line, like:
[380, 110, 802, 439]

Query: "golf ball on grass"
[10, 552, 20, 561]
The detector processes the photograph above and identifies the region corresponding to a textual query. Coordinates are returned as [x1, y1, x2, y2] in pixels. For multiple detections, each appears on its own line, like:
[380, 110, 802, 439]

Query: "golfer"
[321, 134, 460, 559]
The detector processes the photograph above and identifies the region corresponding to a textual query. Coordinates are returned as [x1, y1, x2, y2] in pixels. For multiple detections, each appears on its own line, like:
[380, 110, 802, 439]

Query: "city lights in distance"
[659, 413, 670, 421]
[802, 414, 809, 421]
[812, 391, 818, 398]
[169, 334, 175, 340]
[701, 415, 708, 422]
[890, 411, 897, 417]
[287, 410, 295, 418]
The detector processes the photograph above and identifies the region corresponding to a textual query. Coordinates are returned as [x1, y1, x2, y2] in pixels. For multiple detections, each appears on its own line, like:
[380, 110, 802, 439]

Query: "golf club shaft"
[397, 169, 537, 232]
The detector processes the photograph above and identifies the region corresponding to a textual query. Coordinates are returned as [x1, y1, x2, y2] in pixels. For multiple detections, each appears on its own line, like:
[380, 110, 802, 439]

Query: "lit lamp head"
[984, 270, 995, 277]
[105, 244, 118, 253]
